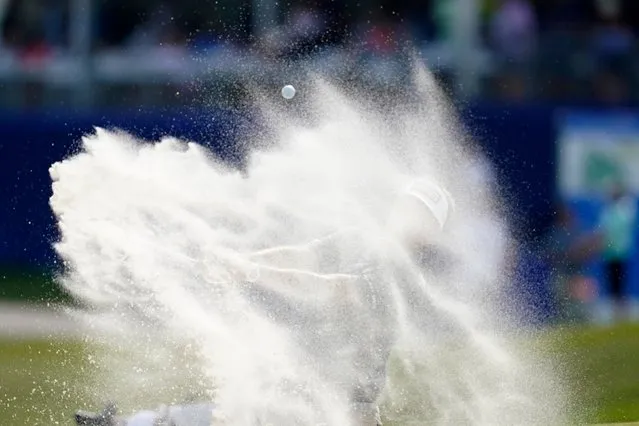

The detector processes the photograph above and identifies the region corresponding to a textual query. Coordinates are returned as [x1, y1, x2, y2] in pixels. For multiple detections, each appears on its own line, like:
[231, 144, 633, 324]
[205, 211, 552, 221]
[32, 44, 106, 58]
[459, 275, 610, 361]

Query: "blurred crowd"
[2, 0, 639, 104]
[543, 182, 638, 326]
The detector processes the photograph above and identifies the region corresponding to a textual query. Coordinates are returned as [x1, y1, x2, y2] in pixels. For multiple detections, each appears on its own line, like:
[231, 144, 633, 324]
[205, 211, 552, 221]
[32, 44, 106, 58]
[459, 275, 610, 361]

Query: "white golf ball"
[281, 85, 296, 99]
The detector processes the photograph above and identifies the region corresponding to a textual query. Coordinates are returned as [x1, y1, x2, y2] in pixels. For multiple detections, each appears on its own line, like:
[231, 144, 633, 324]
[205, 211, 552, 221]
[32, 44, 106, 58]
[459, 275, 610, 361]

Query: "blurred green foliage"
[0, 268, 73, 305]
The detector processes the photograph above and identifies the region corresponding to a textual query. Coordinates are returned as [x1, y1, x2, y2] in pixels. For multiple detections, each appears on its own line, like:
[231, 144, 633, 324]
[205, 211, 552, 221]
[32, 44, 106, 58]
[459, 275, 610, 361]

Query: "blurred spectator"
[281, 2, 327, 59]
[591, 0, 634, 76]
[486, 0, 537, 102]
[494, 71, 528, 102]
[596, 181, 638, 323]
[359, 11, 405, 56]
[0, 0, 64, 53]
[536, 0, 590, 32]
[290, 5, 324, 42]
[489, 0, 537, 65]
[41, 0, 66, 48]
[2, 1, 36, 48]
[394, 0, 433, 41]
[255, 1, 352, 61]
[96, 1, 156, 49]
[544, 203, 602, 323]
[593, 70, 630, 105]
[125, 2, 186, 49]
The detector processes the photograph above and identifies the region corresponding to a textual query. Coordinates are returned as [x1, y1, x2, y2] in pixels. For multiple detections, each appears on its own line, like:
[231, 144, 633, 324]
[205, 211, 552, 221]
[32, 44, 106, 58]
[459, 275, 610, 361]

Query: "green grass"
[0, 339, 92, 425]
[544, 322, 639, 424]
[1, 323, 639, 425]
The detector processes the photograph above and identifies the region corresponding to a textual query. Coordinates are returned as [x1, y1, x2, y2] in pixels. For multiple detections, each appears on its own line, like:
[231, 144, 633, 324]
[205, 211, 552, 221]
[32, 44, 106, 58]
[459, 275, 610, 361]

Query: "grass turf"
[545, 322, 639, 424]
[0, 339, 91, 425]
[0, 323, 638, 425]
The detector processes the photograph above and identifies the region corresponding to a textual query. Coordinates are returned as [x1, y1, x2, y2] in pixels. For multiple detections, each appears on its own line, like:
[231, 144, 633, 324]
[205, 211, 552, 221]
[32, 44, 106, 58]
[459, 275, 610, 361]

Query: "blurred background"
[2, 0, 639, 106]
[1, 0, 639, 424]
